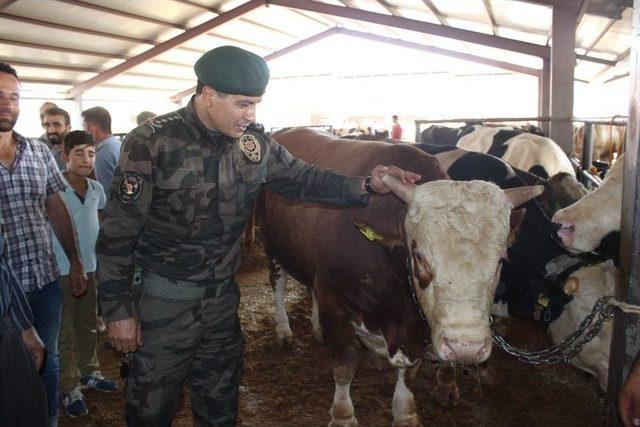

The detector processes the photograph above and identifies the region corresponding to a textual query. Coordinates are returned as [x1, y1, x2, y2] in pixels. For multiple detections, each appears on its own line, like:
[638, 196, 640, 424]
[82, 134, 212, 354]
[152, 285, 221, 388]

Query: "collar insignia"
[238, 134, 261, 163]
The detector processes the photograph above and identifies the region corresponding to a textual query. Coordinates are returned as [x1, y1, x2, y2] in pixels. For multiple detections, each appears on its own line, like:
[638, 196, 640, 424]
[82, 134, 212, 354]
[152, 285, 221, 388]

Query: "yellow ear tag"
[359, 226, 383, 242]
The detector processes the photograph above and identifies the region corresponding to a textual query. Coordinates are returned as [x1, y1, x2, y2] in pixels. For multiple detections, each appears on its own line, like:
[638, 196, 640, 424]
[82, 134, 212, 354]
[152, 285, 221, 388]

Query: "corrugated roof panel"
[591, 8, 632, 55]
[496, 27, 548, 45]
[130, 61, 194, 79]
[576, 14, 613, 50]
[432, 0, 486, 21]
[394, 7, 440, 24]
[154, 49, 205, 66]
[4, 0, 177, 43]
[0, 44, 109, 69]
[180, 33, 273, 55]
[490, 0, 551, 33]
[239, 6, 329, 37]
[342, 0, 392, 15]
[11, 65, 96, 83]
[79, 0, 204, 24]
[208, 19, 297, 48]
[446, 18, 493, 35]
[0, 17, 137, 55]
[575, 61, 608, 82]
[109, 74, 189, 90]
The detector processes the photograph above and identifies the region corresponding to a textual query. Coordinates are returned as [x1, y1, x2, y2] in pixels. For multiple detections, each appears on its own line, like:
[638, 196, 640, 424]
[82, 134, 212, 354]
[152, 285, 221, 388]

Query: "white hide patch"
[351, 321, 388, 358]
[432, 148, 469, 171]
[388, 349, 418, 369]
[549, 261, 616, 390]
[457, 125, 575, 177]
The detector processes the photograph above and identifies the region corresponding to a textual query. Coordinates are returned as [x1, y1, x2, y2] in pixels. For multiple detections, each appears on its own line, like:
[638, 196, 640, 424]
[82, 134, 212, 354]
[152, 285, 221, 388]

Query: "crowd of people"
[0, 42, 639, 427]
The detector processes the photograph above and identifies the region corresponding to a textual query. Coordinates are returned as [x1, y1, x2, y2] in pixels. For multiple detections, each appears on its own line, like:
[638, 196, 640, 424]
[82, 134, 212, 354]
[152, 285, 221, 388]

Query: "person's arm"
[2, 257, 45, 370]
[263, 137, 419, 205]
[619, 354, 640, 426]
[97, 130, 153, 353]
[46, 193, 87, 297]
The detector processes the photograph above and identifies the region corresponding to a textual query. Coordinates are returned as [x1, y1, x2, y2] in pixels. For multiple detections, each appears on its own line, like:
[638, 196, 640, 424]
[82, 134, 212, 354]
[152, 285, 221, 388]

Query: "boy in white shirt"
[53, 130, 117, 417]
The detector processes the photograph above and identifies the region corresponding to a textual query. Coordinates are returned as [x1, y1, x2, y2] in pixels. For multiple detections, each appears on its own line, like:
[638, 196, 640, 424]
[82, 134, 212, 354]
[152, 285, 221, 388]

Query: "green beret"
[194, 46, 270, 97]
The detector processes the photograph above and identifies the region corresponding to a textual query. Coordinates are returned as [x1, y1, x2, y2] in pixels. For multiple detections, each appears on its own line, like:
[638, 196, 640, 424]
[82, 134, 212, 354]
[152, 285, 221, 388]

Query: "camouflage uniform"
[97, 98, 367, 426]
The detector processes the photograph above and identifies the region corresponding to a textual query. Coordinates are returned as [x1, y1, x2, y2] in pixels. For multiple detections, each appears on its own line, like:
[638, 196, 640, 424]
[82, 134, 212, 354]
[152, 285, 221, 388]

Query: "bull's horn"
[563, 276, 580, 295]
[382, 174, 415, 204]
[504, 185, 544, 208]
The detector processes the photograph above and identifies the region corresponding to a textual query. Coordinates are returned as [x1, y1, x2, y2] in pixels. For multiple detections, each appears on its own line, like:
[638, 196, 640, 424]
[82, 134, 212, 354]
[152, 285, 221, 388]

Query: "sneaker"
[62, 387, 88, 417]
[80, 370, 118, 392]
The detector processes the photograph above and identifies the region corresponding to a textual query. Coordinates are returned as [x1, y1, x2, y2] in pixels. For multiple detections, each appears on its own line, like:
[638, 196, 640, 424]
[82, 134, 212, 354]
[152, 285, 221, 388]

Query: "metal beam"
[589, 47, 632, 82]
[268, 0, 550, 58]
[603, 72, 630, 83]
[67, 0, 265, 98]
[608, 2, 640, 426]
[421, 0, 447, 25]
[0, 37, 131, 60]
[170, 0, 299, 39]
[337, 28, 539, 76]
[0, 12, 159, 45]
[583, 18, 616, 55]
[538, 59, 550, 134]
[54, 0, 188, 30]
[482, 0, 497, 36]
[576, 54, 617, 66]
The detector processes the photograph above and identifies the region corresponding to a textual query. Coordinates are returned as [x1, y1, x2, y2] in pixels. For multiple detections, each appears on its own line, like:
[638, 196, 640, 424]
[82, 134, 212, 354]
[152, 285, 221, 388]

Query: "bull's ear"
[504, 185, 544, 208]
[352, 219, 402, 248]
[508, 208, 526, 247]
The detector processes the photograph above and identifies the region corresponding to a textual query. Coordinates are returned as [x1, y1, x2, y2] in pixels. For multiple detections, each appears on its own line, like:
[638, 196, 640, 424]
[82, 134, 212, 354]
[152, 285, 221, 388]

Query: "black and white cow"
[421, 125, 575, 179]
[415, 144, 602, 321]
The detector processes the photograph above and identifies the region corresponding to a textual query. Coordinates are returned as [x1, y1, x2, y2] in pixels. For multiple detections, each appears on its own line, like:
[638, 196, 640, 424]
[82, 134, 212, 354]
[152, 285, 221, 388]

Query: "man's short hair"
[44, 107, 71, 126]
[63, 130, 95, 154]
[392, 115, 398, 120]
[0, 62, 19, 82]
[136, 111, 156, 125]
[195, 80, 205, 95]
[82, 106, 112, 134]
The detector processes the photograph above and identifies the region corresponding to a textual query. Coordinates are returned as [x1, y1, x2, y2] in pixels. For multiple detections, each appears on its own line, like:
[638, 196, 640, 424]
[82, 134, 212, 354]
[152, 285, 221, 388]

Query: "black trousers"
[0, 316, 49, 427]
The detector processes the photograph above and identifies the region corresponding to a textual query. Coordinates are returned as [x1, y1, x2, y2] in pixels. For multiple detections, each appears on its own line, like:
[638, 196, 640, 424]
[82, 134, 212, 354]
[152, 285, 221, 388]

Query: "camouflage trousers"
[125, 276, 244, 427]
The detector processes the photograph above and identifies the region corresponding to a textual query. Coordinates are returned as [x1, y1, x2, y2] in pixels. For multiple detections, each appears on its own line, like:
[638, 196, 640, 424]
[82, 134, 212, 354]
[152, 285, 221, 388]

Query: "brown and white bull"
[552, 155, 623, 255]
[573, 124, 626, 163]
[261, 128, 541, 426]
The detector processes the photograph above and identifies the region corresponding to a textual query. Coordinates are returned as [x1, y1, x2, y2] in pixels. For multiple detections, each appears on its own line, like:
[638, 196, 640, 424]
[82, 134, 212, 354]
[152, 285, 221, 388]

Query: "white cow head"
[552, 155, 623, 253]
[383, 176, 542, 364]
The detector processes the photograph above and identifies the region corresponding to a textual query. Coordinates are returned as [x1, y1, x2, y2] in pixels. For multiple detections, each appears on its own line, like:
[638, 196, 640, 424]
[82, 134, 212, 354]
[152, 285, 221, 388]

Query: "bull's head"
[383, 176, 542, 364]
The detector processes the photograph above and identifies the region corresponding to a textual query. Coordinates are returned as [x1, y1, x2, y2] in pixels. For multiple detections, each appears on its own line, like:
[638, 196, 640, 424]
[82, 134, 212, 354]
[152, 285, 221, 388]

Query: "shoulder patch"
[118, 172, 144, 204]
[239, 134, 261, 163]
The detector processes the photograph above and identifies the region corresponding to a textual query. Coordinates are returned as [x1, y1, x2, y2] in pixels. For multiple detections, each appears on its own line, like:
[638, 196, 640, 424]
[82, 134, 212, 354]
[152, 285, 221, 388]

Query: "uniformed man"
[97, 45, 420, 426]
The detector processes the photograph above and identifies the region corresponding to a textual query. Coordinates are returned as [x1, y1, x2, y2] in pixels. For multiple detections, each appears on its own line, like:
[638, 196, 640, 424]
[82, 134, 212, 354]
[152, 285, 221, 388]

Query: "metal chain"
[491, 296, 617, 365]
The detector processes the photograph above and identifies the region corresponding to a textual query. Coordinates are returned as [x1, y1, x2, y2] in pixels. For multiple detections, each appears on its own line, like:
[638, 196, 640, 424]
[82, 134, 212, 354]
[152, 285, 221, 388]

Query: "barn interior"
[1, 0, 639, 426]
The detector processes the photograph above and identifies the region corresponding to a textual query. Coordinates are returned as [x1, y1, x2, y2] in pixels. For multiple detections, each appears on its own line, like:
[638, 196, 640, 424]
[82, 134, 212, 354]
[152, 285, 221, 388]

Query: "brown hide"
[262, 127, 447, 362]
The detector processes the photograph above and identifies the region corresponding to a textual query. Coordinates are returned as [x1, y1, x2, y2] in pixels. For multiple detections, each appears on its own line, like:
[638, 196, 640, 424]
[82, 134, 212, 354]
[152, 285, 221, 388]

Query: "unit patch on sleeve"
[118, 172, 144, 204]
[238, 134, 261, 163]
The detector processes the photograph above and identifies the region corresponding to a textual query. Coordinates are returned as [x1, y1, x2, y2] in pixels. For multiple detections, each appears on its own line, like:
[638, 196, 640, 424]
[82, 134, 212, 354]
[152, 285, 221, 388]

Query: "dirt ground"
[60, 246, 608, 427]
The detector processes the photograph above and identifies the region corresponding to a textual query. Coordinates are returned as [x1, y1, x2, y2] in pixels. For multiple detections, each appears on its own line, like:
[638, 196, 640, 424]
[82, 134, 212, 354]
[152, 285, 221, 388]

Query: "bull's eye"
[415, 252, 423, 261]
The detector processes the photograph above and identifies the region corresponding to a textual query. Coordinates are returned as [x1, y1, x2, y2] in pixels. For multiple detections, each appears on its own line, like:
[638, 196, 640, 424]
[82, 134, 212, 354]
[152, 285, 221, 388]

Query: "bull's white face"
[405, 180, 510, 364]
[552, 156, 623, 253]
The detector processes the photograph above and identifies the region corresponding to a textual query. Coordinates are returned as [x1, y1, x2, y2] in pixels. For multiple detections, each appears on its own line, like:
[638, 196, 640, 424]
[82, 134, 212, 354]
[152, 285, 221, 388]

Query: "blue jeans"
[28, 279, 63, 427]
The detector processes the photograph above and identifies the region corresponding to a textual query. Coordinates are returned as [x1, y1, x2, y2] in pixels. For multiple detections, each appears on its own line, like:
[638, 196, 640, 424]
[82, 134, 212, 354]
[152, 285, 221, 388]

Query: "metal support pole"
[607, 1, 640, 425]
[549, 3, 579, 154]
[581, 122, 594, 186]
[539, 60, 551, 135]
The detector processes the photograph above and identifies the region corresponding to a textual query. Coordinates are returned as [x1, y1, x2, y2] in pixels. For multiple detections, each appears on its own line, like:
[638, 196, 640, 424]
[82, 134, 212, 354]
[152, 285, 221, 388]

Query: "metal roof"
[0, 0, 633, 102]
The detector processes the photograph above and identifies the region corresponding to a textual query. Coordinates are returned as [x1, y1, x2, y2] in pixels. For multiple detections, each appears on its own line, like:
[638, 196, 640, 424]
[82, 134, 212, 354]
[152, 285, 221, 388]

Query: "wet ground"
[60, 249, 608, 426]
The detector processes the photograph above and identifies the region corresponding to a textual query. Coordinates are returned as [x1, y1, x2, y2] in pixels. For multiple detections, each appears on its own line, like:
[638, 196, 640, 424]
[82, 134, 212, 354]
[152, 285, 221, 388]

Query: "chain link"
[491, 296, 617, 365]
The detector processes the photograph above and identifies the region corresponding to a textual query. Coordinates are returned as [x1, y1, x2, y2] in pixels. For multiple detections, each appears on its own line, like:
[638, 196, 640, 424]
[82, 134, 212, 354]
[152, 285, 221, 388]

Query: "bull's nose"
[440, 338, 491, 363]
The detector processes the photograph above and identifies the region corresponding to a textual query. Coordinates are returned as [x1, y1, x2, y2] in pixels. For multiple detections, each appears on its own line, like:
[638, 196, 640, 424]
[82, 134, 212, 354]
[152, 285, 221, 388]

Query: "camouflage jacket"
[97, 98, 367, 321]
